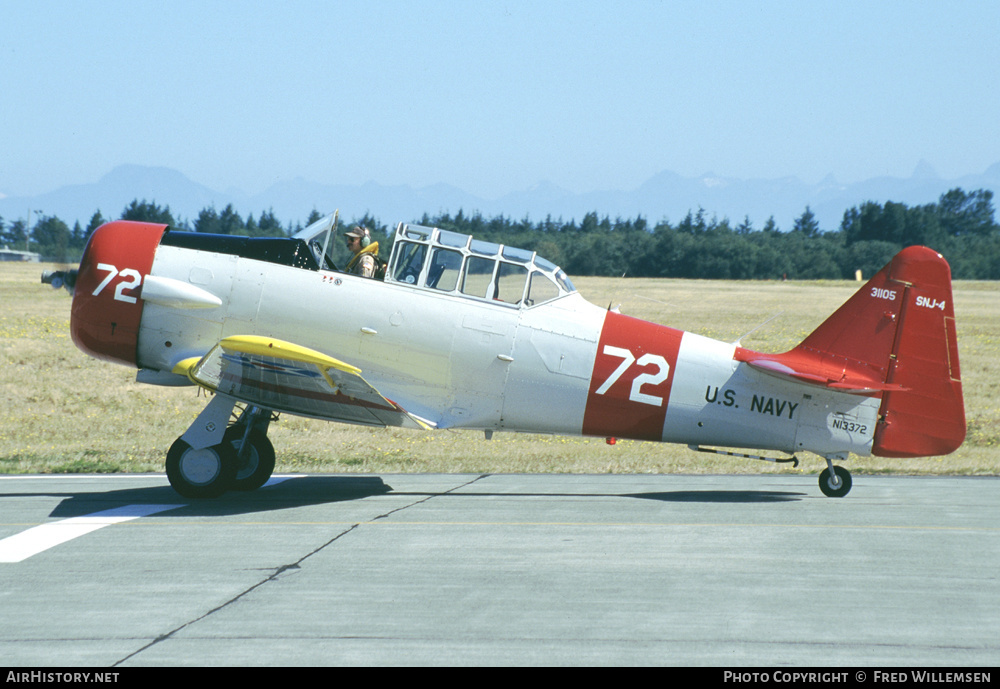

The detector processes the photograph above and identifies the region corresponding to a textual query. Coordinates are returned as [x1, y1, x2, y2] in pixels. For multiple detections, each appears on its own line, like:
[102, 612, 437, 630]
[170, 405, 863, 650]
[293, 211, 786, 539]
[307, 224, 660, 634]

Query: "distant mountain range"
[3, 162, 999, 232]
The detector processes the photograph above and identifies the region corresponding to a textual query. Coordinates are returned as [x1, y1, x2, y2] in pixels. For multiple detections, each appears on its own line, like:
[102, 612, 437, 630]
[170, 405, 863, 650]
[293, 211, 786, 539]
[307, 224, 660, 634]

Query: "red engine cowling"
[71, 221, 167, 366]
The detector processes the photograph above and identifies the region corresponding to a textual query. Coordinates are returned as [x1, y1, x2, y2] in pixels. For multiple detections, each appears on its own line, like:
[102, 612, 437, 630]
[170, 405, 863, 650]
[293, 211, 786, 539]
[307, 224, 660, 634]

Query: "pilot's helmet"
[345, 226, 371, 248]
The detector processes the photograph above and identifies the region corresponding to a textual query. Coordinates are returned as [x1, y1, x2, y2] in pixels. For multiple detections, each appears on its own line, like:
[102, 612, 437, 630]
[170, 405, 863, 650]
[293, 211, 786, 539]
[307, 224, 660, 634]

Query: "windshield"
[293, 213, 339, 271]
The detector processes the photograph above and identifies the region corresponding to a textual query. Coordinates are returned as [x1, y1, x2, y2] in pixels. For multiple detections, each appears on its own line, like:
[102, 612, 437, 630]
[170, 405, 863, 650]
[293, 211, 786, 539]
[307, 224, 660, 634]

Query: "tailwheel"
[818, 464, 852, 498]
[225, 425, 276, 491]
[166, 438, 238, 499]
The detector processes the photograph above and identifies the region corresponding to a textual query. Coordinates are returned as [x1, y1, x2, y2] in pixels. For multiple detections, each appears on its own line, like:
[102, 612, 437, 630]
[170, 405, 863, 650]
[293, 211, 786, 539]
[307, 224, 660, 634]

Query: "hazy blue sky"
[3, 1, 999, 198]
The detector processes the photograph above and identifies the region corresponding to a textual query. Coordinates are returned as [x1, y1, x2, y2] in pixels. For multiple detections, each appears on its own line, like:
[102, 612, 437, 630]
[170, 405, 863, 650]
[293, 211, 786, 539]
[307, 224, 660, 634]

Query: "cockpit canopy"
[386, 223, 575, 307]
[295, 215, 576, 308]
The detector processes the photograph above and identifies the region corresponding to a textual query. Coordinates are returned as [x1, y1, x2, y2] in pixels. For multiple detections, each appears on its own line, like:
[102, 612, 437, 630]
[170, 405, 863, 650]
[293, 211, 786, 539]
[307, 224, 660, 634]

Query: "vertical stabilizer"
[871, 247, 965, 457]
[735, 246, 965, 457]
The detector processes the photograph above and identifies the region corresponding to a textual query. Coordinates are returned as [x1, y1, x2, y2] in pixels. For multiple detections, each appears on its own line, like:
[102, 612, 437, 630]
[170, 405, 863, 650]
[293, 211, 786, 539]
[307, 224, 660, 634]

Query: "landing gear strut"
[818, 458, 852, 498]
[226, 406, 275, 492]
[165, 398, 275, 498]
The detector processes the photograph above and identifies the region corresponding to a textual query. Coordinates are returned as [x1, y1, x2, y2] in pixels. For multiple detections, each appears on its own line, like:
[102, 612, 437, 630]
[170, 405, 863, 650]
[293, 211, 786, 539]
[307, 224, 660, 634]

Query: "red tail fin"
[736, 246, 965, 457]
[869, 247, 965, 457]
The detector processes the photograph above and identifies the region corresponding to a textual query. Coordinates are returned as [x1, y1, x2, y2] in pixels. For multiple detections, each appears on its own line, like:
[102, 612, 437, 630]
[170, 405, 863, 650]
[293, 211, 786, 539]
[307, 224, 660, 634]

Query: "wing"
[173, 335, 434, 430]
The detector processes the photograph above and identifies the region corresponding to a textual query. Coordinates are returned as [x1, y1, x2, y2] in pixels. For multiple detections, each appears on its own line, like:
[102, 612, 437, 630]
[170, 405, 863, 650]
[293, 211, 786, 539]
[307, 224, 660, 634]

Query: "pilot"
[344, 226, 380, 278]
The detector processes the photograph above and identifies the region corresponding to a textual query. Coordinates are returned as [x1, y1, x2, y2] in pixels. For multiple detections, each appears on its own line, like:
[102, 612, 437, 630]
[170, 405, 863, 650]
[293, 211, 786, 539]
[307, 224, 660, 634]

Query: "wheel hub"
[179, 448, 222, 485]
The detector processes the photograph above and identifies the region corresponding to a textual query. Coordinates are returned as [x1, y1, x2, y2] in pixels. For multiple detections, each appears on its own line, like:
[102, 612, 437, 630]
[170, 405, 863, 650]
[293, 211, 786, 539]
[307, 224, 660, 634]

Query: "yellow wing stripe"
[220, 335, 361, 374]
[172, 356, 202, 380]
[171, 336, 362, 388]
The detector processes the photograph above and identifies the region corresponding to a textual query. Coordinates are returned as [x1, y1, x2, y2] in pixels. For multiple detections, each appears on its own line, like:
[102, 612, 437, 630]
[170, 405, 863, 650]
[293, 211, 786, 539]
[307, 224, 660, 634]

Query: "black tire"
[166, 438, 238, 499]
[818, 465, 852, 498]
[224, 426, 276, 492]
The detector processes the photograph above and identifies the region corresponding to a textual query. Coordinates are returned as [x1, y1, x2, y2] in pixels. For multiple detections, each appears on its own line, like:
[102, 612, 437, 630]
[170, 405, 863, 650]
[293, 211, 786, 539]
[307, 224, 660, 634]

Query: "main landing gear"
[166, 398, 276, 499]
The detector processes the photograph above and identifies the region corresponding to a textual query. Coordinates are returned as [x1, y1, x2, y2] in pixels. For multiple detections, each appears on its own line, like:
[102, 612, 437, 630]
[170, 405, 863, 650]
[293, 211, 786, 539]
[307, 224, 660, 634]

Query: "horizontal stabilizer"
[173, 335, 434, 430]
[737, 354, 909, 394]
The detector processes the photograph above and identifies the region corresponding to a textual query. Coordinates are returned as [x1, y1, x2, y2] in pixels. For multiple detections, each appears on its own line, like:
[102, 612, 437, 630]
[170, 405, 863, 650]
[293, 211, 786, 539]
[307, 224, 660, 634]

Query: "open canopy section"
[293, 212, 340, 271]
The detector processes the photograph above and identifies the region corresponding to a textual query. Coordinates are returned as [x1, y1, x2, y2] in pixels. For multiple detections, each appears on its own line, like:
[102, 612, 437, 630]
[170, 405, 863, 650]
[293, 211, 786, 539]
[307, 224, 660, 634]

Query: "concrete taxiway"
[1, 473, 998, 666]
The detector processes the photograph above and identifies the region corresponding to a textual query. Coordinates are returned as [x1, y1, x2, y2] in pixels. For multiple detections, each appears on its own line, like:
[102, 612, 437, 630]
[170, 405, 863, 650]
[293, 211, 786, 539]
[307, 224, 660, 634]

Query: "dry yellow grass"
[2, 261, 997, 477]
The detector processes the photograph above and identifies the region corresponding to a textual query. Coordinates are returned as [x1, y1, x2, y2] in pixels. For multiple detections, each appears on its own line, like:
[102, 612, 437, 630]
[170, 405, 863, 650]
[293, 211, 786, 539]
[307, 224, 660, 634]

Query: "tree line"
[0, 201, 292, 263]
[417, 187, 999, 280]
[3, 188, 998, 280]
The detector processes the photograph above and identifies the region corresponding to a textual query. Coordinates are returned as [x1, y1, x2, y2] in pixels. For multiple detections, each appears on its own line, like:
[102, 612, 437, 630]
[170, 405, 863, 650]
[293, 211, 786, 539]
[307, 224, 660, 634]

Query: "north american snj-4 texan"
[43, 212, 965, 499]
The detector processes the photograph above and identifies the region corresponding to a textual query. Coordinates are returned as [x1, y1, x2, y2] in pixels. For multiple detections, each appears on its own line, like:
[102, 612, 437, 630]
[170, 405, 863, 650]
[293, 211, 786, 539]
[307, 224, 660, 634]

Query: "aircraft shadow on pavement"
[393, 489, 805, 504]
[626, 490, 805, 503]
[40, 476, 394, 519]
[16, 477, 804, 519]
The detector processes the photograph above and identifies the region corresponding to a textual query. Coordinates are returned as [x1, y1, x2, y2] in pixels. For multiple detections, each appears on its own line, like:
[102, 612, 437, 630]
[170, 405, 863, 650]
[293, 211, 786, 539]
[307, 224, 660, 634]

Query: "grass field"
[2, 261, 997, 478]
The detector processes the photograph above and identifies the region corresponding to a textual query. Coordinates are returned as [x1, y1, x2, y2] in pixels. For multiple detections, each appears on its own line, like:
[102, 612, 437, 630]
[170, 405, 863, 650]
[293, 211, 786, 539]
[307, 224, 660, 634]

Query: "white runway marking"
[0, 504, 182, 563]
